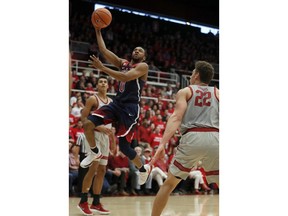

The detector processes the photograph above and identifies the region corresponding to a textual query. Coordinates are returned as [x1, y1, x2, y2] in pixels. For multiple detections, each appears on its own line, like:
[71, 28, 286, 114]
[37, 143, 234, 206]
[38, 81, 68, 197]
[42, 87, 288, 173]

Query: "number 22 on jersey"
[194, 89, 211, 107]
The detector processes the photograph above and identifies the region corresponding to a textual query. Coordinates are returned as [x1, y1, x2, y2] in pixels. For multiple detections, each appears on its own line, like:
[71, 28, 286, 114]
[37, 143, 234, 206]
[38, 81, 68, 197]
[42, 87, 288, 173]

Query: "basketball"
[91, 8, 112, 29]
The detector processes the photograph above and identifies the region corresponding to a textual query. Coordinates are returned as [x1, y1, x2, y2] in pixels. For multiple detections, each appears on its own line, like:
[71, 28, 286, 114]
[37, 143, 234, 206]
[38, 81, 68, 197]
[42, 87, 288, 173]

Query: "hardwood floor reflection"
[69, 194, 219, 216]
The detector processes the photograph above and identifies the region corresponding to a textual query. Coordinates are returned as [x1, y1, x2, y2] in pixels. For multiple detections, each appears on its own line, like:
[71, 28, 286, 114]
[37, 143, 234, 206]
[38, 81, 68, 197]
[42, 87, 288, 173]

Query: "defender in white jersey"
[78, 76, 116, 215]
[150, 61, 219, 216]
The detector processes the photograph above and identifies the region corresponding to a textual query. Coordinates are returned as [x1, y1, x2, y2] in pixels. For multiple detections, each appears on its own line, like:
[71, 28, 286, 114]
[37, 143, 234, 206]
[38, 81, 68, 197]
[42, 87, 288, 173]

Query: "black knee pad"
[118, 137, 137, 160]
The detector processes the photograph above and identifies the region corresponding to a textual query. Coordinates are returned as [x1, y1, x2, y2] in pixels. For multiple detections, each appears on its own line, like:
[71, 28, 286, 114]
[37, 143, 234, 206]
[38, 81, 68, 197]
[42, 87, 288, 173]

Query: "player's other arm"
[150, 88, 188, 165]
[95, 29, 123, 68]
[90, 55, 148, 82]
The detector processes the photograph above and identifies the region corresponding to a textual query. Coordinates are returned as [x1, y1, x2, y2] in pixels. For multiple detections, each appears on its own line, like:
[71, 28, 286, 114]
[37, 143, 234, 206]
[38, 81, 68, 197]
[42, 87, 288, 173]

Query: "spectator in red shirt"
[167, 102, 175, 116]
[149, 125, 163, 149]
[140, 99, 150, 112]
[158, 103, 165, 116]
[147, 122, 155, 138]
[151, 104, 159, 114]
[158, 95, 168, 110]
[107, 151, 130, 196]
[144, 109, 154, 126]
[149, 110, 158, 124]
[153, 113, 166, 133]
[137, 118, 151, 147]
[138, 107, 146, 123]
[85, 83, 94, 93]
[71, 120, 84, 144]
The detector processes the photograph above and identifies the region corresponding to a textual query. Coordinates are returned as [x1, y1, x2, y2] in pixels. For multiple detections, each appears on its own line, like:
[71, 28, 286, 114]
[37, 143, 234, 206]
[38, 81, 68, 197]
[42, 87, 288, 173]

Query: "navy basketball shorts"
[91, 101, 139, 142]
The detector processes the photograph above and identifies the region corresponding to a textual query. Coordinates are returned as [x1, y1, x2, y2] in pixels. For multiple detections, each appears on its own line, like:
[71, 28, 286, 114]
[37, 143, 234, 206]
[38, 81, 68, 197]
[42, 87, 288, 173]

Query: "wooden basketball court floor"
[69, 194, 219, 216]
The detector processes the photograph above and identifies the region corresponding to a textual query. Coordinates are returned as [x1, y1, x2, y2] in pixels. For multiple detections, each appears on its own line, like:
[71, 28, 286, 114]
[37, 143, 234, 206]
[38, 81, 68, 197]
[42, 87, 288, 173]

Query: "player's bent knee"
[119, 137, 137, 160]
[83, 120, 94, 131]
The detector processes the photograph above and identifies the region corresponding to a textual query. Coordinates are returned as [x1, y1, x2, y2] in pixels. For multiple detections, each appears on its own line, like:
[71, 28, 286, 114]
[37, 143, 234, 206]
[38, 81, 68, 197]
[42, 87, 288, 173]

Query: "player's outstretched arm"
[150, 88, 188, 165]
[95, 29, 123, 68]
[90, 55, 148, 82]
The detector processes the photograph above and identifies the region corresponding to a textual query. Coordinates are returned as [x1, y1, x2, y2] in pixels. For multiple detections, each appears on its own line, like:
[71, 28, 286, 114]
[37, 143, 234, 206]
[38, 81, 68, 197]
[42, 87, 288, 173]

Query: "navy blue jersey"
[114, 61, 145, 104]
[90, 60, 146, 142]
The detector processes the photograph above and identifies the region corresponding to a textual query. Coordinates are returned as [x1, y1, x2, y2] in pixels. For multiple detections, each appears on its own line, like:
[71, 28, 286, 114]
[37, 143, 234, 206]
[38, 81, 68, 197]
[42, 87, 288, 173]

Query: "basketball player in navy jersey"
[80, 26, 151, 186]
[149, 61, 219, 216]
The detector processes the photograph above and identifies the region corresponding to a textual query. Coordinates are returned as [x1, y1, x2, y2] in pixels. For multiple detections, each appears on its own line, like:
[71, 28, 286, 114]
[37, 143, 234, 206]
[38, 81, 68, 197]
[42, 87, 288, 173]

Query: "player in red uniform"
[150, 61, 219, 216]
[77, 76, 116, 215]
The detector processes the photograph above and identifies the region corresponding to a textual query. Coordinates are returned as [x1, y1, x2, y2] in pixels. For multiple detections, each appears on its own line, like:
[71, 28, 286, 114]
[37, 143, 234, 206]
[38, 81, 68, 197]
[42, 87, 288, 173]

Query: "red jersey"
[137, 125, 150, 143]
[112, 154, 129, 169]
[154, 120, 166, 133]
[71, 127, 84, 145]
[167, 108, 174, 116]
[149, 132, 163, 148]
[69, 113, 77, 127]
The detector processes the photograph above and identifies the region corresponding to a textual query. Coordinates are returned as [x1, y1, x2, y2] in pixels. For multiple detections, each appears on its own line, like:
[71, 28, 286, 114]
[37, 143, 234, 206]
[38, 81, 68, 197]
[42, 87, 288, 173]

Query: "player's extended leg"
[119, 137, 151, 185]
[151, 171, 182, 216]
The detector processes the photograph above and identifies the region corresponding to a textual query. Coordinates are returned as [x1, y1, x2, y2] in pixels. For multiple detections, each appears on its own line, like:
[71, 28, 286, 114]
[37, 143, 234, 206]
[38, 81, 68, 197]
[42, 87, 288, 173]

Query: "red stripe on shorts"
[173, 160, 192, 173]
[101, 156, 108, 160]
[205, 170, 219, 175]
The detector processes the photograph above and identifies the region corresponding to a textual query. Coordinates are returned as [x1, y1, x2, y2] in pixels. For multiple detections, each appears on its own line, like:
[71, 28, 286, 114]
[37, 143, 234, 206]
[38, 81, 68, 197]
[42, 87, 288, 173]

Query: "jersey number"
[194, 90, 211, 106]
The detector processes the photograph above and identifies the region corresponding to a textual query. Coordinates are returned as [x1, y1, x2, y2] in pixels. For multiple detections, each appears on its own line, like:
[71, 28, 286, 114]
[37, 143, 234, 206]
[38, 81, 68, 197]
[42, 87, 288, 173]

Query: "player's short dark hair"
[135, 46, 147, 58]
[195, 61, 214, 84]
[97, 75, 108, 83]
